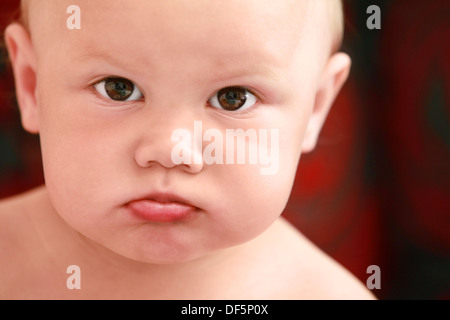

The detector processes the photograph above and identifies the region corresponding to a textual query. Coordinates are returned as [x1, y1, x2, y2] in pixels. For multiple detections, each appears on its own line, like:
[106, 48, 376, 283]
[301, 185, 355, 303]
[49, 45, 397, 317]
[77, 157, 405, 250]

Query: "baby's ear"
[4, 23, 39, 134]
[302, 52, 351, 153]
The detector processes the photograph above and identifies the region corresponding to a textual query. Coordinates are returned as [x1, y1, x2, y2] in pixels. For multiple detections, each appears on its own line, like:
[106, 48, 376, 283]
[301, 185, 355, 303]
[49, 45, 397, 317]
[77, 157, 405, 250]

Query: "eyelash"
[91, 77, 144, 104]
[207, 87, 261, 112]
[89, 77, 262, 111]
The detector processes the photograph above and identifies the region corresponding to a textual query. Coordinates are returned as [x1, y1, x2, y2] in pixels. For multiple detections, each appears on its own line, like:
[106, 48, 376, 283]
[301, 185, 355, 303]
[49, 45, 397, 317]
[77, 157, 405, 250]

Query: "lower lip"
[127, 199, 196, 223]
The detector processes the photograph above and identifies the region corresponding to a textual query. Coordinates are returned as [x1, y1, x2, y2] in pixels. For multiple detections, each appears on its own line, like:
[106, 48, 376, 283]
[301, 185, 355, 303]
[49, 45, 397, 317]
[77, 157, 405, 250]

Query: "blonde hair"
[327, 0, 345, 52]
[20, 0, 345, 50]
[20, 0, 30, 30]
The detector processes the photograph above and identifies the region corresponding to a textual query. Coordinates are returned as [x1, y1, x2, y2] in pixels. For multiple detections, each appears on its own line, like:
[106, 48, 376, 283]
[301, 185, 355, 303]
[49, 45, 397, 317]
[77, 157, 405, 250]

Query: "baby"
[0, 0, 375, 299]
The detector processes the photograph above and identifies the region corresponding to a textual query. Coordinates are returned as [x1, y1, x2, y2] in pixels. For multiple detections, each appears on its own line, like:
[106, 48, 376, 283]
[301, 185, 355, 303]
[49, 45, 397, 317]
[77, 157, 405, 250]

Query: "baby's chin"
[100, 242, 232, 267]
[79, 227, 243, 267]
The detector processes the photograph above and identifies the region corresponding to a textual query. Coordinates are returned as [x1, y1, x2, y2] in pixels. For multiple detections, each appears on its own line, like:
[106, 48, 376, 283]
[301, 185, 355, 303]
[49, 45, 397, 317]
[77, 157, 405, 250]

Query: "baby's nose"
[133, 112, 204, 174]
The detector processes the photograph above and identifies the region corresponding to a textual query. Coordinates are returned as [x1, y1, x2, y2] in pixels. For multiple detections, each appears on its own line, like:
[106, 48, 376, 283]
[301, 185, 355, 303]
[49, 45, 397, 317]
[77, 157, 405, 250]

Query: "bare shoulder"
[0, 187, 45, 240]
[247, 217, 376, 300]
[0, 187, 49, 298]
[0, 189, 33, 247]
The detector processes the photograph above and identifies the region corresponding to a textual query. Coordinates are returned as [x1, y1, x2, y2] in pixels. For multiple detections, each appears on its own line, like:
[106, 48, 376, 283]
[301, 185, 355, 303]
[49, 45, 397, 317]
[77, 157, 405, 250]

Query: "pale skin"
[0, 0, 375, 299]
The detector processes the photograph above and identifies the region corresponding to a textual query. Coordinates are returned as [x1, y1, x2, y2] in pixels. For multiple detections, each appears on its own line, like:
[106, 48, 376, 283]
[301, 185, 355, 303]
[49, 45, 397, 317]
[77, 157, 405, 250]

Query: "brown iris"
[217, 87, 248, 111]
[104, 77, 135, 101]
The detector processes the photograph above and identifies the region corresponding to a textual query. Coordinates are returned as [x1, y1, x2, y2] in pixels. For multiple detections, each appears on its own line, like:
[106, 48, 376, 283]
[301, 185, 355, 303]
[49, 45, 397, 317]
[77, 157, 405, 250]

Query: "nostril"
[134, 139, 204, 174]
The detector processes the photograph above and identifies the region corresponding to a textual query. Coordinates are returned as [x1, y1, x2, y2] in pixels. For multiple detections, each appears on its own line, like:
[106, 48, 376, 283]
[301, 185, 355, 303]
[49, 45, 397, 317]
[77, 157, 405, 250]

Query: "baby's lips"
[125, 192, 200, 223]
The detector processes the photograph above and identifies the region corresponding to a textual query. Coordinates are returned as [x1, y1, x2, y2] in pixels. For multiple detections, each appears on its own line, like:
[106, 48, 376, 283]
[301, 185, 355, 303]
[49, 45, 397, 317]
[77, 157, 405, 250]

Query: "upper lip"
[126, 191, 198, 208]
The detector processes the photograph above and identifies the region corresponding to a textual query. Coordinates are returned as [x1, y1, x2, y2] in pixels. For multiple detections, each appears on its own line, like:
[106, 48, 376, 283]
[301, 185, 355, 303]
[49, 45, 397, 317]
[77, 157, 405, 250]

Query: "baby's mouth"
[126, 193, 199, 223]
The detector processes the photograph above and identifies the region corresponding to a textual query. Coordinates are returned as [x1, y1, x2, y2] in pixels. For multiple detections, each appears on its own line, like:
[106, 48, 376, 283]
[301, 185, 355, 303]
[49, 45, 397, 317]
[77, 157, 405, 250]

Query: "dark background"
[1, 0, 449, 299]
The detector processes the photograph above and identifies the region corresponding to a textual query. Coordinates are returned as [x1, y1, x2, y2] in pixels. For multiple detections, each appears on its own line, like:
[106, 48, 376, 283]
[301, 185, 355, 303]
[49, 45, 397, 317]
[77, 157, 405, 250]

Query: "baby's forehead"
[24, 0, 339, 76]
[23, 0, 339, 37]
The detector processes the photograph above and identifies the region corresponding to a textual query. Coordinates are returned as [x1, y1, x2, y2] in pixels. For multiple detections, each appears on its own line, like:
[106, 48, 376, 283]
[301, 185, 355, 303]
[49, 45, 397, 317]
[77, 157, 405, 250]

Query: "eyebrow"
[72, 46, 290, 92]
[72, 50, 139, 71]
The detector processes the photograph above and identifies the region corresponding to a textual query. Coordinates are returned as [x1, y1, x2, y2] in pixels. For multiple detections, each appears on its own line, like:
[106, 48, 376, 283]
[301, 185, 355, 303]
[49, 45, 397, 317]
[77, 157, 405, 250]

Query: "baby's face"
[21, 0, 338, 263]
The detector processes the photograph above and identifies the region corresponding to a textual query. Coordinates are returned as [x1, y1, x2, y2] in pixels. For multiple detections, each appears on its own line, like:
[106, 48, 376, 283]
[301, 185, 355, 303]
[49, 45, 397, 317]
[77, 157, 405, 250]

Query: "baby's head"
[6, 0, 350, 263]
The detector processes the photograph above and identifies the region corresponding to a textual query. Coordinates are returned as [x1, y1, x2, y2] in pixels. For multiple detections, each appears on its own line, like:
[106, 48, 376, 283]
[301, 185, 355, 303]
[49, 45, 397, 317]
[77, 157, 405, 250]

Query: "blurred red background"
[1, 0, 449, 299]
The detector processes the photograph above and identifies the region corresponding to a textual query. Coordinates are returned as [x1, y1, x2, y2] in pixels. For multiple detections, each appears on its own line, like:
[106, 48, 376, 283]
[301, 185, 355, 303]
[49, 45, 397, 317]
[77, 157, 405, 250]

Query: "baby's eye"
[208, 87, 258, 111]
[94, 77, 143, 102]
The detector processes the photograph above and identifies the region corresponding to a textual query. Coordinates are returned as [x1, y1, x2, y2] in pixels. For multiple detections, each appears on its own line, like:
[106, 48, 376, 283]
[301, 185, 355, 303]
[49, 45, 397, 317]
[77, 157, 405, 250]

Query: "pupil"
[218, 87, 247, 111]
[105, 78, 134, 101]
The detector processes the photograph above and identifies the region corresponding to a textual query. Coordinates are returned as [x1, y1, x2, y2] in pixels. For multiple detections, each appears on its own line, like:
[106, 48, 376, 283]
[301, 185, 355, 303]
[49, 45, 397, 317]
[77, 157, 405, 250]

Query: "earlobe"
[4, 23, 39, 134]
[302, 52, 351, 153]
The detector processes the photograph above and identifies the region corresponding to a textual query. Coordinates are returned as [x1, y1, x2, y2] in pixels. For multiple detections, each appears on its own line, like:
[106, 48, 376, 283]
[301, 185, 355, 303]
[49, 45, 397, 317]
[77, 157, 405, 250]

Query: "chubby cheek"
[38, 98, 131, 224]
[206, 122, 304, 245]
